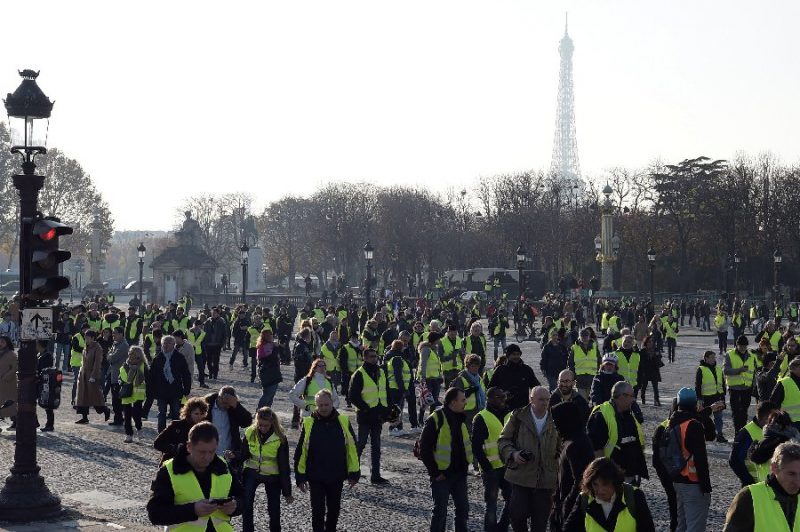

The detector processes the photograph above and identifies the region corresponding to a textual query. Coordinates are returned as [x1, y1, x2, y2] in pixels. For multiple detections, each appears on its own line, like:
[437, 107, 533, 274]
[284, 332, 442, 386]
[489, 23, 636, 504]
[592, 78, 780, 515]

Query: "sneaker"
[389, 428, 404, 437]
[75, 418, 89, 424]
[124, 435, 133, 443]
[104, 408, 111, 422]
[199, 383, 210, 389]
[40, 426, 54, 432]
[716, 435, 729, 443]
[108, 420, 124, 426]
[370, 476, 390, 485]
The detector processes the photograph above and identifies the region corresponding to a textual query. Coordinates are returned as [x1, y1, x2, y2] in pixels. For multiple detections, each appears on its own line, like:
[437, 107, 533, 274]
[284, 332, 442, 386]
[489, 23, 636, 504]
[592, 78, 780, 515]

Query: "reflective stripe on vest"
[616, 351, 641, 387]
[779, 376, 800, 423]
[243, 426, 281, 475]
[726, 350, 756, 388]
[474, 409, 509, 470]
[354, 366, 387, 410]
[593, 401, 644, 459]
[187, 330, 205, 355]
[297, 414, 359, 475]
[386, 356, 411, 390]
[418, 348, 442, 379]
[343, 345, 361, 373]
[699, 365, 724, 397]
[71, 333, 85, 367]
[321, 344, 341, 372]
[164, 459, 233, 532]
[440, 336, 463, 372]
[572, 343, 598, 376]
[749, 481, 800, 532]
[744, 421, 768, 483]
[464, 335, 486, 356]
[431, 409, 473, 469]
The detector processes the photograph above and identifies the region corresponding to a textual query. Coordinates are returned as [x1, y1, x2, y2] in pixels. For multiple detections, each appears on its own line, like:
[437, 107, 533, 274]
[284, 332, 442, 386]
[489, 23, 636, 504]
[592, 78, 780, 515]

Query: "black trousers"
[110, 384, 123, 423]
[730, 389, 752, 433]
[206, 345, 222, 379]
[248, 347, 257, 382]
[195, 354, 206, 385]
[510, 485, 552, 532]
[123, 401, 142, 436]
[356, 415, 383, 478]
[309, 480, 343, 532]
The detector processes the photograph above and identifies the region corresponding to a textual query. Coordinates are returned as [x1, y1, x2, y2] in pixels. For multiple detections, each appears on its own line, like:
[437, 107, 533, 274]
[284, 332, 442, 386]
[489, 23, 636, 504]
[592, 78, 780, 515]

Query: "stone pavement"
[0, 322, 749, 531]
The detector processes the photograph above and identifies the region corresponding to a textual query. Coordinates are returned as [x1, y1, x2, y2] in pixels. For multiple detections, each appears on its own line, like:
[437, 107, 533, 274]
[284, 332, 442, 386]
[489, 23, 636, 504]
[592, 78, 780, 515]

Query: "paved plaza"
[0, 323, 746, 531]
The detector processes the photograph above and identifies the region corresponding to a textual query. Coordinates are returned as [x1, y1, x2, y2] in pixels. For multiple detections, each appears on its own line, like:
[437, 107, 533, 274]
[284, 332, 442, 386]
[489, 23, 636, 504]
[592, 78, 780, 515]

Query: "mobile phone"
[209, 497, 232, 505]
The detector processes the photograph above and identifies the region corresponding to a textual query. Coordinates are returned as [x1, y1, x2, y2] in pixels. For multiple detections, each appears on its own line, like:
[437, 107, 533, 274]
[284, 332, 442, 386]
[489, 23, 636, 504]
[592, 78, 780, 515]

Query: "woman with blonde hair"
[289, 358, 339, 417]
[234, 407, 293, 532]
[119, 346, 149, 443]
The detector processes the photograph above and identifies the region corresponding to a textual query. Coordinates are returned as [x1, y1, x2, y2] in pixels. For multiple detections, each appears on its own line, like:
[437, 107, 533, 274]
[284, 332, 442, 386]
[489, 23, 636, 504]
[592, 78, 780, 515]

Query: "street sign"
[20, 307, 54, 340]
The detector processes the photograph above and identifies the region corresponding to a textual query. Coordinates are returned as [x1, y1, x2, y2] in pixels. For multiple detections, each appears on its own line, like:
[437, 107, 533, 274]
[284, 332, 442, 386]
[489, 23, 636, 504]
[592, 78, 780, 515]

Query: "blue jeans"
[356, 414, 383, 478]
[483, 467, 511, 532]
[242, 468, 282, 532]
[70, 367, 80, 403]
[713, 409, 724, 437]
[430, 473, 468, 532]
[493, 337, 507, 358]
[258, 383, 279, 409]
[56, 343, 70, 371]
[157, 397, 181, 433]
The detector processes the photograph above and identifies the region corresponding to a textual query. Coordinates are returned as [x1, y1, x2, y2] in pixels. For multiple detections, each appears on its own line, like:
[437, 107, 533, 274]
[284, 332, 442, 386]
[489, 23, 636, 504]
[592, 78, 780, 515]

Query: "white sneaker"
[124, 435, 133, 443]
[389, 428, 404, 437]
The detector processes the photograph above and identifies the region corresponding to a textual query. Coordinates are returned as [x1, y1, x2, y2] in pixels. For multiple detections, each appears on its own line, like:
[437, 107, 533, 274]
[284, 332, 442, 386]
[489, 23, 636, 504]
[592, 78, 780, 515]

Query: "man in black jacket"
[488, 343, 540, 410]
[549, 369, 591, 430]
[204, 308, 227, 380]
[147, 421, 242, 529]
[550, 400, 594, 531]
[148, 335, 192, 432]
[349, 347, 389, 484]
[472, 387, 511, 532]
[204, 386, 253, 458]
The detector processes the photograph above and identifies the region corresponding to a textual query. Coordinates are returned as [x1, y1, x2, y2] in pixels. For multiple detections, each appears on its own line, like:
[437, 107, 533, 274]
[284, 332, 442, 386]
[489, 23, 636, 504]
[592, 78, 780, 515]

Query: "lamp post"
[734, 252, 740, 296]
[364, 240, 374, 314]
[0, 70, 61, 519]
[516, 244, 527, 314]
[221, 273, 229, 305]
[595, 185, 620, 293]
[241, 242, 249, 303]
[647, 247, 656, 305]
[774, 248, 783, 306]
[137, 242, 146, 311]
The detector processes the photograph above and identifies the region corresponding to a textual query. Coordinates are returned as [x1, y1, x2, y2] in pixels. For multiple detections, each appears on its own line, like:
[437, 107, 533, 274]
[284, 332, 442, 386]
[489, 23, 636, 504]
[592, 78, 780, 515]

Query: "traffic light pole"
[0, 172, 61, 518]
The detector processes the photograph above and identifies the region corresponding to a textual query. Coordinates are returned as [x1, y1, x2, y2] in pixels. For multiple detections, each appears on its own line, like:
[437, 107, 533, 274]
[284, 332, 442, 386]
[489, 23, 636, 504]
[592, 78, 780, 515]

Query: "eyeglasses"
[558, 379, 574, 384]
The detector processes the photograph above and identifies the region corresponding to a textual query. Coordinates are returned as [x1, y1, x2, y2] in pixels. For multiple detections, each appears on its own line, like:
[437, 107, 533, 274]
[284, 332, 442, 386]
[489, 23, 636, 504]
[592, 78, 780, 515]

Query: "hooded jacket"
[550, 401, 594, 530]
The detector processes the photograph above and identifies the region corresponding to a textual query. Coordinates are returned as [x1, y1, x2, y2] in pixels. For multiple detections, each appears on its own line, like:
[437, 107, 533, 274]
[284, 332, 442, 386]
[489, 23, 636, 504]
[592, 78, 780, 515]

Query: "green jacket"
[497, 405, 561, 489]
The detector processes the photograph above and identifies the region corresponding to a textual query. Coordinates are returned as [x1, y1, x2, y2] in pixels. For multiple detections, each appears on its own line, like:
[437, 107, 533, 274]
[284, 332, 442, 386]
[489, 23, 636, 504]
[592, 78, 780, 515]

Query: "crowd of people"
[2, 291, 800, 531]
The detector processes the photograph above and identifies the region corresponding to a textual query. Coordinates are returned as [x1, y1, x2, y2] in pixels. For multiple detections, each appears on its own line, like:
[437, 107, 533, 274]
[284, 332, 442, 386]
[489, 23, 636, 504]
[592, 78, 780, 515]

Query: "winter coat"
[590, 371, 625, 406]
[550, 401, 595, 530]
[147, 350, 192, 402]
[76, 341, 106, 407]
[498, 405, 561, 489]
[541, 342, 569, 379]
[0, 348, 17, 417]
[638, 347, 662, 383]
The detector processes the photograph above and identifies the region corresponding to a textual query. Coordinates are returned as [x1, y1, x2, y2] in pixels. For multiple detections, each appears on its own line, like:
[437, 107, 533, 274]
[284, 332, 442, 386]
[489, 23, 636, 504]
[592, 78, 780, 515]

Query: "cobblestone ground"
[0, 322, 746, 531]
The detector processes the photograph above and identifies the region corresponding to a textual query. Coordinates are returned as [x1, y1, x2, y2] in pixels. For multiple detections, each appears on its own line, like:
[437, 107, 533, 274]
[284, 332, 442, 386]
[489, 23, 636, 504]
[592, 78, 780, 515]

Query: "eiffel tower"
[550, 14, 581, 192]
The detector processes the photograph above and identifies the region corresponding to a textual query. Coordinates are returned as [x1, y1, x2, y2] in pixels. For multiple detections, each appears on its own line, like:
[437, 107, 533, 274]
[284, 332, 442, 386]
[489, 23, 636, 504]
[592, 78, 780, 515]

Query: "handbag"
[119, 366, 136, 399]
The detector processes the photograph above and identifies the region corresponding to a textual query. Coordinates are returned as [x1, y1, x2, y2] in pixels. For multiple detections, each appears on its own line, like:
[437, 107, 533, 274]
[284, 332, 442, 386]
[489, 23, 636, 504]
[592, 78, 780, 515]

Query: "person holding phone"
[147, 421, 242, 530]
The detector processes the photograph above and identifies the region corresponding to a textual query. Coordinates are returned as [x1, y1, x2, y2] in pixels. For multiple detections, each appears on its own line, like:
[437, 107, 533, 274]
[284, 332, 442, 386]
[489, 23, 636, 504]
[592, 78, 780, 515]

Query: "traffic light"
[30, 216, 72, 300]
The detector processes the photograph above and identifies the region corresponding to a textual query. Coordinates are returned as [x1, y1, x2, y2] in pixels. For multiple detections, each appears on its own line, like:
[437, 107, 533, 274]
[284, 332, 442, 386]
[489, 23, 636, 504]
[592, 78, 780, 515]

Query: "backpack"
[657, 420, 689, 479]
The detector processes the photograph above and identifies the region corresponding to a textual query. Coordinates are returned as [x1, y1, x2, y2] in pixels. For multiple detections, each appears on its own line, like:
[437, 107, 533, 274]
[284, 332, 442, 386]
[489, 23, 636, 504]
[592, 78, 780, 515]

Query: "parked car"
[460, 290, 483, 302]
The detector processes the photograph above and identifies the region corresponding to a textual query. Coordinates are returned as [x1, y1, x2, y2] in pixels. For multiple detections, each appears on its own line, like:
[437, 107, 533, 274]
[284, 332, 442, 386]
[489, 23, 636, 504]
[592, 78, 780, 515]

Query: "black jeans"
[242, 468, 282, 532]
[356, 414, 383, 478]
[718, 332, 728, 353]
[430, 472, 468, 532]
[248, 348, 257, 382]
[195, 353, 206, 385]
[309, 480, 343, 532]
[730, 389, 752, 433]
[206, 345, 221, 379]
[123, 401, 142, 436]
[341, 371, 353, 406]
[110, 384, 123, 423]
[483, 467, 511, 532]
[639, 380, 660, 405]
[229, 343, 246, 366]
[510, 485, 552, 532]
[666, 338, 676, 362]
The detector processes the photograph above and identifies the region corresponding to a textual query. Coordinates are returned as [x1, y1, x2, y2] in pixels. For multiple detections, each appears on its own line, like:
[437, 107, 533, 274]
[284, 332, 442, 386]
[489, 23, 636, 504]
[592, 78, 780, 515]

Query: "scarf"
[465, 371, 486, 410]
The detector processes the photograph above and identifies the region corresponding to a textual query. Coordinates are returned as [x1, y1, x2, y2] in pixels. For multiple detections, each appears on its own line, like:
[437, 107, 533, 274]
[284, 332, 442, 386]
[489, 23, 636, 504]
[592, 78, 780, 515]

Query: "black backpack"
[657, 421, 689, 479]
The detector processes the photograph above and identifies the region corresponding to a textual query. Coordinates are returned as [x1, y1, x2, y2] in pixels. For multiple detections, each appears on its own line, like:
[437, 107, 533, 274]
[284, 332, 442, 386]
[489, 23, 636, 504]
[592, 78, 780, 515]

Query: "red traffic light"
[39, 228, 57, 241]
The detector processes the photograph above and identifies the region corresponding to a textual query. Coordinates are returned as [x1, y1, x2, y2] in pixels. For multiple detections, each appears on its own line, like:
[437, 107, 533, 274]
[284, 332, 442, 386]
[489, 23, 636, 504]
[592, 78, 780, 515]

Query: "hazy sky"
[3, 1, 798, 231]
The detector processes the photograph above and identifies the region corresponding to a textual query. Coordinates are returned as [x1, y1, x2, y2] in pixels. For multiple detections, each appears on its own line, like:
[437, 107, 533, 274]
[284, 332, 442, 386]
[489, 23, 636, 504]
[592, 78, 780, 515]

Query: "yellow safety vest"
[592, 401, 644, 459]
[163, 459, 233, 532]
[464, 335, 486, 356]
[386, 356, 411, 390]
[750, 307, 758, 320]
[172, 316, 190, 334]
[779, 376, 800, 423]
[119, 363, 146, 405]
[243, 426, 281, 476]
[342, 344, 362, 373]
[474, 409, 509, 470]
[744, 421, 768, 483]
[304, 377, 333, 411]
[87, 317, 101, 332]
[456, 374, 484, 411]
[615, 351, 641, 387]
[431, 408, 473, 469]
[699, 365, 724, 397]
[583, 486, 638, 532]
[601, 312, 609, 330]
[248, 326, 263, 349]
[572, 343, 598, 376]
[440, 336, 463, 372]
[354, 366, 387, 410]
[70, 333, 86, 368]
[726, 349, 756, 388]
[320, 343, 341, 372]
[664, 322, 678, 340]
[187, 330, 205, 355]
[418, 347, 442, 379]
[715, 315, 726, 329]
[770, 331, 783, 352]
[297, 414, 359, 475]
[749, 481, 800, 532]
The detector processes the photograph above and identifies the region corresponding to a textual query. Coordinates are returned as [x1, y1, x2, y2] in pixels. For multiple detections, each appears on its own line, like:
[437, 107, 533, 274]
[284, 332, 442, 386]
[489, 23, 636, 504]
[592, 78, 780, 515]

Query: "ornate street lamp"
[516, 244, 527, 310]
[364, 240, 374, 313]
[774, 247, 783, 305]
[0, 70, 60, 519]
[241, 242, 249, 302]
[647, 247, 656, 304]
[734, 252, 740, 294]
[137, 242, 146, 310]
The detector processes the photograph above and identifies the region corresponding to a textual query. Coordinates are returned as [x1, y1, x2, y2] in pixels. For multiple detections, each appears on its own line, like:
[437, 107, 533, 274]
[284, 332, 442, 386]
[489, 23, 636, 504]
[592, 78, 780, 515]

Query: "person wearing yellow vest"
[725, 335, 758, 433]
[119, 346, 148, 443]
[293, 389, 360, 532]
[124, 307, 143, 346]
[70, 324, 90, 406]
[769, 357, 800, 427]
[587, 382, 648, 484]
[615, 335, 642, 393]
[489, 310, 509, 359]
[233, 407, 292, 532]
[146, 421, 242, 530]
[472, 387, 511, 531]
[729, 401, 780, 487]
[695, 350, 728, 442]
[440, 325, 464, 388]
[338, 332, 362, 409]
[245, 314, 265, 383]
[419, 387, 473, 532]
[451, 354, 486, 431]
[724, 441, 800, 532]
[386, 338, 416, 436]
[563, 457, 654, 532]
[349, 348, 390, 484]
[289, 359, 340, 418]
[319, 330, 342, 391]
[569, 328, 600, 401]
[188, 320, 209, 390]
[418, 332, 444, 419]
[757, 320, 784, 354]
[663, 315, 679, 363]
